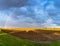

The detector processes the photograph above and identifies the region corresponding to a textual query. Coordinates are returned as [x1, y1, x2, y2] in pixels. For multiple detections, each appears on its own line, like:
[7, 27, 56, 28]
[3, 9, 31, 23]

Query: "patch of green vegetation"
[0, 29, 60, 46]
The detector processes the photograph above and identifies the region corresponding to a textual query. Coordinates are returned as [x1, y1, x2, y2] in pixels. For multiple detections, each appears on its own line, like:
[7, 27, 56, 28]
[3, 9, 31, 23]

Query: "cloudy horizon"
[0, 0, 60, 28]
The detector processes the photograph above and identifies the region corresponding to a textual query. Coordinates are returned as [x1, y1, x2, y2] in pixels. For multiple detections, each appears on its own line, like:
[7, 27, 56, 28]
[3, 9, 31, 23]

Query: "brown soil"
[1, 29, 60, 43]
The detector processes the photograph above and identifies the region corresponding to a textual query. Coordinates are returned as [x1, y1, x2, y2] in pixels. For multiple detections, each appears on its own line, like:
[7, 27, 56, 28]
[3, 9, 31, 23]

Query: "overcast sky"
[0, 0, 60, 28]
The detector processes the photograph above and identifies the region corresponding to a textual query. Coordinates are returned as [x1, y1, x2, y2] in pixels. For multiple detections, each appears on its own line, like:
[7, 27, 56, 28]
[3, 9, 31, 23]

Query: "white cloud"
[41, 18, 60, 28]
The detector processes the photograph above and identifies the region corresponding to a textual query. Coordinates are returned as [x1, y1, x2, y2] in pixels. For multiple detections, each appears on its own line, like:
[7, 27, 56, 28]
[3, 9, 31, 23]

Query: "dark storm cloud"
[10, 5, 49, 24]
[10, 0, 60, 25]
[9, 0, 50, 23]
[0, 0, 28, 9]
[1, 0, 60, 28]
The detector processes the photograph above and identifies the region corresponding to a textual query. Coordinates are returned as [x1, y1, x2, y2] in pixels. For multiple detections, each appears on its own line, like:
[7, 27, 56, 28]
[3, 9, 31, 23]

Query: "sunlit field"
[1, 28, 60, 34]
[0, 28, 60, 46]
